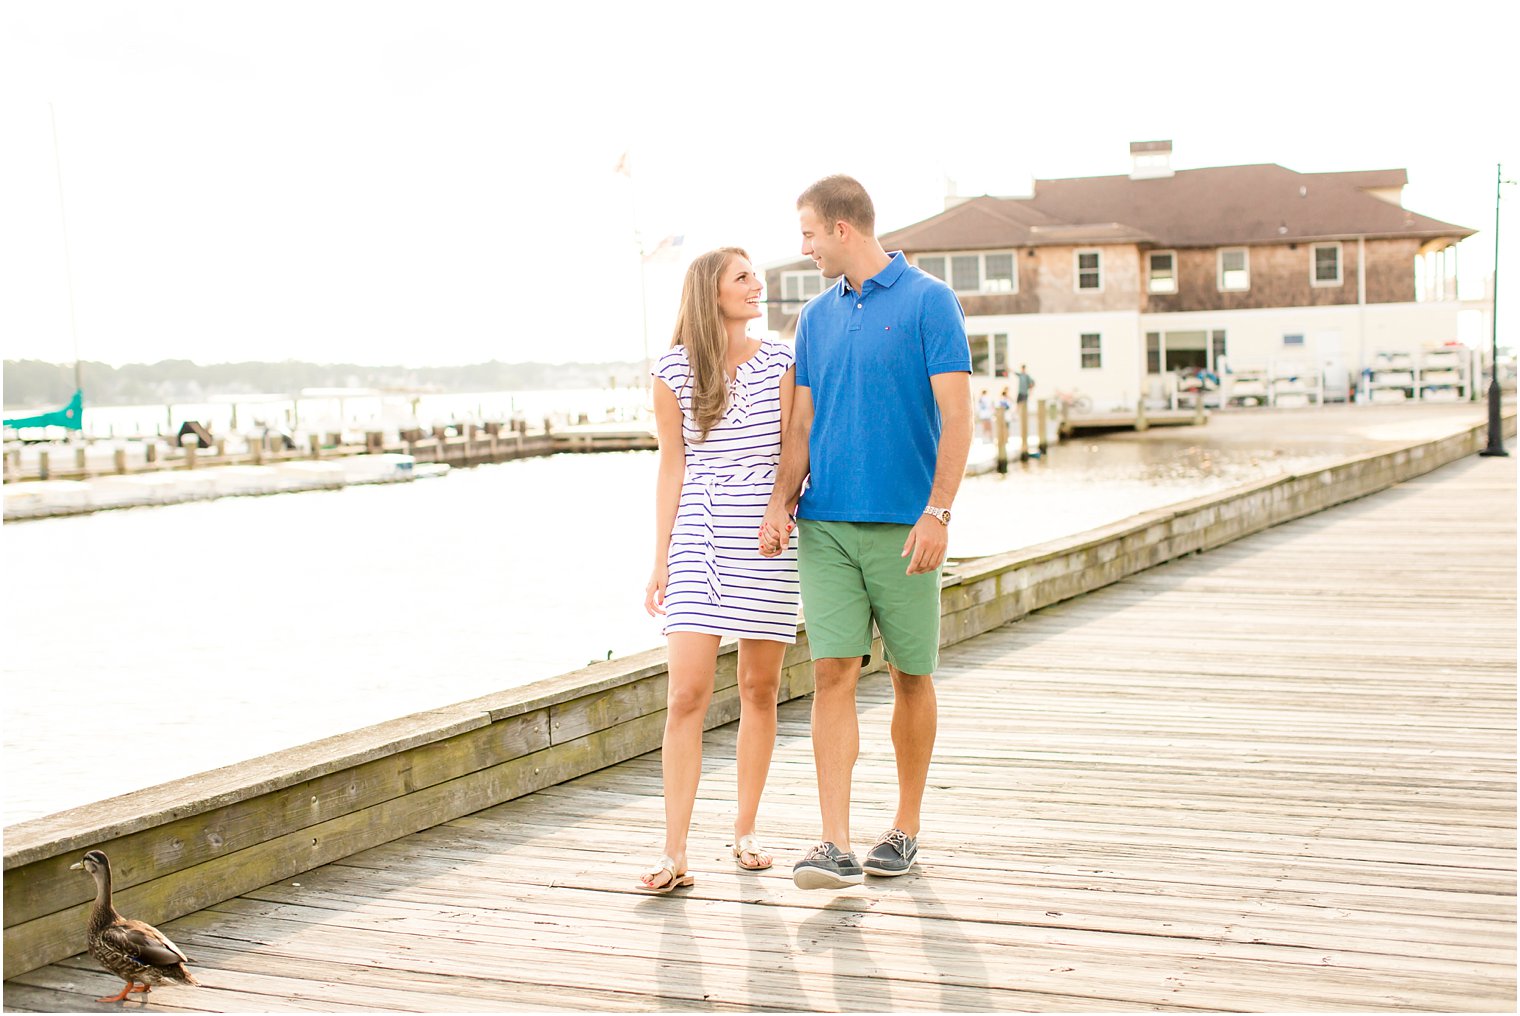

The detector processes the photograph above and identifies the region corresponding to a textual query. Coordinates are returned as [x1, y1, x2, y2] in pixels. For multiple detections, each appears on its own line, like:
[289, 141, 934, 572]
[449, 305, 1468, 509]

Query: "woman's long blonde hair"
[671, 246, 749, 441]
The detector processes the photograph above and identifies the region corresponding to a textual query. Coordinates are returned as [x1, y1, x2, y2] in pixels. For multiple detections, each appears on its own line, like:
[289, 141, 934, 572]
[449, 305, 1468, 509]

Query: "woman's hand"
[644, 563, 669, 616]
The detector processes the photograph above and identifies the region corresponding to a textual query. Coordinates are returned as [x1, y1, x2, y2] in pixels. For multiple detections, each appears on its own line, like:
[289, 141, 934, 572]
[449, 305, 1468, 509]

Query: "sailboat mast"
[49, 102, 82, 395]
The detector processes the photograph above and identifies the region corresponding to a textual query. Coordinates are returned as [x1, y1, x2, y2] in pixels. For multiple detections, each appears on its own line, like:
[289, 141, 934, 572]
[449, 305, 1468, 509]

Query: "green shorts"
[797, 518, 942, 676]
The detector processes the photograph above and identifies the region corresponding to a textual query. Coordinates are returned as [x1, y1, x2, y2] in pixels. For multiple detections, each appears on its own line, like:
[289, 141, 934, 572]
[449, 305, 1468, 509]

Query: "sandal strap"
[735, 835, 769, 858]
[644, 855, 679, 877]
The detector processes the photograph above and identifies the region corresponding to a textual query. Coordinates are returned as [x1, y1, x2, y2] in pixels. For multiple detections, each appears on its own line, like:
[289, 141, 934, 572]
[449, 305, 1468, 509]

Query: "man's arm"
[759, 383, 812, 557]
[901, 371, 972, 574]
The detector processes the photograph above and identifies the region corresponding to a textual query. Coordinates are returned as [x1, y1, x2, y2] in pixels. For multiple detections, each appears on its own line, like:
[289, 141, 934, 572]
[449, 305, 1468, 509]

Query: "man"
[760, 174, 972, 889]
[1015, 364, 1035, 404]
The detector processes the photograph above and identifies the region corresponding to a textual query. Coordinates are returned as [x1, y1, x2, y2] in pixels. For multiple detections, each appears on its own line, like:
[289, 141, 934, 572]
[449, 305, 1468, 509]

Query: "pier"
[4, 416, 1514, 1011]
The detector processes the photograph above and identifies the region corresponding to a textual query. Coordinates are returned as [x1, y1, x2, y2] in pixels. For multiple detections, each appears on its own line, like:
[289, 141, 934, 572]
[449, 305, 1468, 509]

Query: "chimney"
[1129, 140, 1174, 180]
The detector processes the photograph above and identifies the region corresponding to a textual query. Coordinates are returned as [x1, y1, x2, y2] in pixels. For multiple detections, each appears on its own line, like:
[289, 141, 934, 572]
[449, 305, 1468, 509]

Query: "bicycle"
[1052, 388, 1092, 414]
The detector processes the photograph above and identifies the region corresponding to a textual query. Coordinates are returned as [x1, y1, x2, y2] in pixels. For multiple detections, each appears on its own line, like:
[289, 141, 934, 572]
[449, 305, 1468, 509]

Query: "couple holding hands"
[642, 174, 972, 892]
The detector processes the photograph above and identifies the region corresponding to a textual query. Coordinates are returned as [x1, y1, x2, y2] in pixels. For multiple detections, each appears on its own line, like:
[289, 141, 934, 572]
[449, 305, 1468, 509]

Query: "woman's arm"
[645, 381, 686, 616]
[760, 380, 811, 557]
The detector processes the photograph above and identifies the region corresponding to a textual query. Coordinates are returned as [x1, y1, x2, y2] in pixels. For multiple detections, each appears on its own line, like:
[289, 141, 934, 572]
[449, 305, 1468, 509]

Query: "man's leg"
[812, 654, 864, 852]
[887, 664, 937, 838]
[792, 520, 873, 888]
[859, 522, 943, 875]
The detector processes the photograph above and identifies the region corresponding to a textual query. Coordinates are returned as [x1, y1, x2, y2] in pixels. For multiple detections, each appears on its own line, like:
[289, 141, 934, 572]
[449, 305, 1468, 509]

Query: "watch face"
[940, 510, 951, 524]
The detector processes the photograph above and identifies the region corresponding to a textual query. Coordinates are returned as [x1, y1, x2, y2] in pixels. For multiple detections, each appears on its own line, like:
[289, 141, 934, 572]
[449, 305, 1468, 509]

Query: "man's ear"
[833, 220, 853, 243]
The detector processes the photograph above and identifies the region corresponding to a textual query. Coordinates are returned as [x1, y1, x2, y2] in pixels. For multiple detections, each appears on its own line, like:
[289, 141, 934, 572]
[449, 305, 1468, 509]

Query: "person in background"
[641, 247, 799, 892]
[1015, 364, 1035, 405]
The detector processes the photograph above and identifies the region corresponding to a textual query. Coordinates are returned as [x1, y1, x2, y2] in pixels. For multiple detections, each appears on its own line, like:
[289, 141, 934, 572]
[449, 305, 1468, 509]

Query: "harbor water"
[2, 404, 1490, 824]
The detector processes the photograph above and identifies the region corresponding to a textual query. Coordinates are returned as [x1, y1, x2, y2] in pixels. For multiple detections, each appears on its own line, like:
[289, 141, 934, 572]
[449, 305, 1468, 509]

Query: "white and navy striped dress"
[653, 340, 799, 643]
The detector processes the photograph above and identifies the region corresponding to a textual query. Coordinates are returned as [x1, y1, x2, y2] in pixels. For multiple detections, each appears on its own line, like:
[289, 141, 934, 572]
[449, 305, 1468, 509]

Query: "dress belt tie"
[687, 465, 774, 605]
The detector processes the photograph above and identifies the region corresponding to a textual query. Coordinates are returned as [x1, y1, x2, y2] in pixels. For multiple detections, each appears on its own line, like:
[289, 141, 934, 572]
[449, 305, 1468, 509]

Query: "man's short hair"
[797, 175, 875, 235]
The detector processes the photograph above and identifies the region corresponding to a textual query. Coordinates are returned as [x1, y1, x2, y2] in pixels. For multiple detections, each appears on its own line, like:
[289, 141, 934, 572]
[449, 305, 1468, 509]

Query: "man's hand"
[900, 515, 948, 575]
[758, 503, 794, 558]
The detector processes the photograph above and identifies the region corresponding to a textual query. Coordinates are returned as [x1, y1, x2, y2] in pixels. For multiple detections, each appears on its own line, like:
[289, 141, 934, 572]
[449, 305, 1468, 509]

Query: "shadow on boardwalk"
[5, 456, 1514, 1012]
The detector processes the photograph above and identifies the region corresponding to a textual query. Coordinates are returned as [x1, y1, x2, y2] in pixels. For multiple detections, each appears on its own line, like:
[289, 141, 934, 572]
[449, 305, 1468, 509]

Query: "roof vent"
[1129, 140, 1174, 180]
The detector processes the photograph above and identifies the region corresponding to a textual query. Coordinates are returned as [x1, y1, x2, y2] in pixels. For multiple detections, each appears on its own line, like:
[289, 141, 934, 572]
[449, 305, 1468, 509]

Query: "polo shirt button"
[856, 303, 863, 309]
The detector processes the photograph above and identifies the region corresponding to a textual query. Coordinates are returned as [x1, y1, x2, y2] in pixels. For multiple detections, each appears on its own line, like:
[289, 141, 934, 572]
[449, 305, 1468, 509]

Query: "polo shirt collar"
[840, 250, 908, 295]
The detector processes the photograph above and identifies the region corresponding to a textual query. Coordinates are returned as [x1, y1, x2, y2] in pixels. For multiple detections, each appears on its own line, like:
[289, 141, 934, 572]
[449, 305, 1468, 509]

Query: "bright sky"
[2, 0, 1514, 369]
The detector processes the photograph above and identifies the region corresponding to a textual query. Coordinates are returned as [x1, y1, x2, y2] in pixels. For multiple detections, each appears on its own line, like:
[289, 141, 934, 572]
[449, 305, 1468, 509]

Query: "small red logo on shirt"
[884, 326, 891, 331]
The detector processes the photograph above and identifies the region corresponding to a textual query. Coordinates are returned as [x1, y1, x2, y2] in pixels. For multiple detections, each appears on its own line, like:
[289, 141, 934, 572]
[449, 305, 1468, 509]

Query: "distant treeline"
[3, 358, 648, 409]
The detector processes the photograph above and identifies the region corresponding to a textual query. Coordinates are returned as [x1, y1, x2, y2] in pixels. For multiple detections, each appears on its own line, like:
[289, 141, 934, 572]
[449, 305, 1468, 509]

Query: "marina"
[3, 414, 1512, 1011]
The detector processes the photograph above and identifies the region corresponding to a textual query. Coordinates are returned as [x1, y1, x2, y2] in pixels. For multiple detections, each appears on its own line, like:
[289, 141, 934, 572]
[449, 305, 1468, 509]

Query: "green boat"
[4, 389, 84, 431]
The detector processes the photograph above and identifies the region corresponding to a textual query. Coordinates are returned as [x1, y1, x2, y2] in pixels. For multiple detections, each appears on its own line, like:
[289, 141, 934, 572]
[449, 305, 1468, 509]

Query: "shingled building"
[767, 142, 1476, 410]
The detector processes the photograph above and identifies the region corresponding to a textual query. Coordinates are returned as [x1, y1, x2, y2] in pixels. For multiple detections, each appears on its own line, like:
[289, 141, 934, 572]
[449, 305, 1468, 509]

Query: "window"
[1218, 248, 1249, 291]
[983, 253, 1015, 292]
[1283, 333, 1305, 347]
[781, 270, 831, 308]
[1147, 329, 1227, 374]
[916, 252, 1018, 293]
[951, 255, 980, 292]
[1076, 251, 1102, 291]
[968, 334, 1008, 376]
[1147, 251, 1176, 294]
[1080, 333, 1102, 369]
[1312, 243, 1342, 286]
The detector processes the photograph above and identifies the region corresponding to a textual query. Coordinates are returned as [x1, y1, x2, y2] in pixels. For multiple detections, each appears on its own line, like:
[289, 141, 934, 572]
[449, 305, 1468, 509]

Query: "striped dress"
[653, 340, 799, 643]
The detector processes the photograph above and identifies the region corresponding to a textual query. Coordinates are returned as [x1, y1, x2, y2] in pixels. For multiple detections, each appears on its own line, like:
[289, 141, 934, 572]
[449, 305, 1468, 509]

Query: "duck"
[70, 850, 199, 1003]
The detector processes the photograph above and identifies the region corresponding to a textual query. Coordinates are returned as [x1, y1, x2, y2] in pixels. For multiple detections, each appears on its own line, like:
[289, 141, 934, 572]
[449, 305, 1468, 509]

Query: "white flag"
[642, 234, 684, 261]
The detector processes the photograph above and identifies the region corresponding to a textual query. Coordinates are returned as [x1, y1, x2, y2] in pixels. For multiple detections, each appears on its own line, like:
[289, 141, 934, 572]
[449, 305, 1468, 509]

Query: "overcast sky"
[2, 0, 1514, 369]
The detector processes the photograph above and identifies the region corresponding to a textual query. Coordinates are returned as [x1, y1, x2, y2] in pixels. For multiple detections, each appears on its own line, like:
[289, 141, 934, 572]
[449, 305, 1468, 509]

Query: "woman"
[641, 247, 798, 892]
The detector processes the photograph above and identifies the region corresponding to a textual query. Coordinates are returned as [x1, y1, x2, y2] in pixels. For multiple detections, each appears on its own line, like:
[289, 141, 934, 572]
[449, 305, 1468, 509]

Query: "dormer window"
[915, 252, 1018, 294]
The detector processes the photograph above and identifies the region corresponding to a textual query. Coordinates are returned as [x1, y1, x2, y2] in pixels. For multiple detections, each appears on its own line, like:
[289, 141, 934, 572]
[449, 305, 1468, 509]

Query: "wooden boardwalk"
[6, 455, 1514, 1012]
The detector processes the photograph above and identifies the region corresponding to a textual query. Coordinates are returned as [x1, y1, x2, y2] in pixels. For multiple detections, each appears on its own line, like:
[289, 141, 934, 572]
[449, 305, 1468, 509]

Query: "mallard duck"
[70, 850, 199, 1003]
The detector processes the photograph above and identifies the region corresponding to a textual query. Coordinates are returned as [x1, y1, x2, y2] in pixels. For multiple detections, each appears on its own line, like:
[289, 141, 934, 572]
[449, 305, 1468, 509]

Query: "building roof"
[869, 163, 1473, 255]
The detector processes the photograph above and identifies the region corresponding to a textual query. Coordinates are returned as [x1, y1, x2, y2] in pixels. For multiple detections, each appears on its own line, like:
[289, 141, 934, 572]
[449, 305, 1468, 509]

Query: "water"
[74, 387, 651, 440]
[3, 406, 1483, 824]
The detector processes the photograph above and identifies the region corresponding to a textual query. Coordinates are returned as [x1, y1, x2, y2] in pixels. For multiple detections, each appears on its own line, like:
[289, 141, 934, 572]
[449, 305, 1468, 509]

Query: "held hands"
[901, 515, 949, 575]
[757, 503, 795, 558]
[644, 563, 668, 616]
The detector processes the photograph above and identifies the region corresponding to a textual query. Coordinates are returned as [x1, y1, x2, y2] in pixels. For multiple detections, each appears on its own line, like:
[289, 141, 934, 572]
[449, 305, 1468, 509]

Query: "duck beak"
[69, 862, 83, 870]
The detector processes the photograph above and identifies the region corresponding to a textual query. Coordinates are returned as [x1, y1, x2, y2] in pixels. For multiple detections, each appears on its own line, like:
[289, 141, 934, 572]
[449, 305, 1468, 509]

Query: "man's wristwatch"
[923, 506, 951, 526]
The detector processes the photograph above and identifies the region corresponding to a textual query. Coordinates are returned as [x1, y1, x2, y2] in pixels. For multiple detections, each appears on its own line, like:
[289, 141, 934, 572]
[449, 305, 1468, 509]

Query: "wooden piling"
[37, 449, 49, 481]
[181, 433, 198, 469]
[993, 407, 1008, 474]
[1136, 397, 1150, 432]
[113, 448, 127, 474]
[1036, 399, 1050, 455]
[1018, 399, 1030, 461]
[308, 434, 322, 460]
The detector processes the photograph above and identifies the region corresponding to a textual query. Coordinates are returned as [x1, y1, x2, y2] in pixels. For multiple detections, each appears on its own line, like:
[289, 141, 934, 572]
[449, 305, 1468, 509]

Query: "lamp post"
[1480, 162, 1513, 457]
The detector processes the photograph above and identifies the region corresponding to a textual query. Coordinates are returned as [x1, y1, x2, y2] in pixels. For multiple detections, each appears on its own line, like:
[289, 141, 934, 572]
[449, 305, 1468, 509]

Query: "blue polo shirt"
[795, 251, 970, 525]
